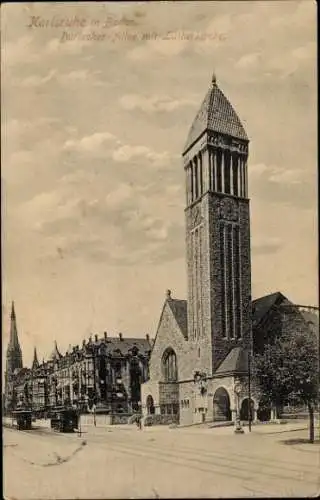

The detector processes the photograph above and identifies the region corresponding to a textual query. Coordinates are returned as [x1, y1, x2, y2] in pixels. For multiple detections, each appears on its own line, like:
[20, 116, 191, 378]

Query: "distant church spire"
[6, 301, 23, 374]
[32, 347, 39, 370]
[9, 301, 19, 349]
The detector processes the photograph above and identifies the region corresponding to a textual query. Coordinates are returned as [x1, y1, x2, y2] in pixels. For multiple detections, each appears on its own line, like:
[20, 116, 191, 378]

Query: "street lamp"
[234, 382, 244, 434]
[193, 371, 207, 389]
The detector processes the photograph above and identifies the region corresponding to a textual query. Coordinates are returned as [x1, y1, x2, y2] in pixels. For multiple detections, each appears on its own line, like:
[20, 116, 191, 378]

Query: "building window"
[194, 159, 199, 199]
[220, 223, 227, 337]
[227, 224, 234, 339]
[234, 225, 242, 338]
[162, 348, 178, 382]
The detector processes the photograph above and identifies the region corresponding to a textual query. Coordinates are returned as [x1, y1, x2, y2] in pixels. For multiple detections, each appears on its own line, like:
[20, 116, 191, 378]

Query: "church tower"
[5, 302, 23, 411]
[183, 74, 252, 375]
[5, 301, 23, 376]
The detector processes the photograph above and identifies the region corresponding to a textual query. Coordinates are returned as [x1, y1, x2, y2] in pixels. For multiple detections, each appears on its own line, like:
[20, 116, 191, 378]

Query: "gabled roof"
[167, 298, 188, 340]
[150, 292, 188, 355]
[215, 346, 248, 375]
[252, 291, 287, 327]
[183, 75, 248, 154]
[96, 337, 152, 356]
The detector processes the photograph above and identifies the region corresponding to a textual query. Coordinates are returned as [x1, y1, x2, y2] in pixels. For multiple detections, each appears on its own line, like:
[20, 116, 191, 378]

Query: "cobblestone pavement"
[4, 422, 320, 499]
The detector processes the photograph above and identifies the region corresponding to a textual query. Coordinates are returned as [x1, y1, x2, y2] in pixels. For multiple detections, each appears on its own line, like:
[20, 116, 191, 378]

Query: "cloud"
[120, 94, 198, 113]
[268, 168, 304, 185]
[269, 1, 316, 30]
[236, 52, 261, 69]
[127, 38, 188, 61]
[62, 130, 174, 168]
[18, 70, 57, 88]
[45, 31, 93, 55]
[63, 132, 116, 153]
[250, 163, 268, 177]
[16, 68, 104, 88]
[112, 144, 174, 166]
[27, 180, 184, 267]
[250, 163, 304, 185]
[252, 236, 283, 256]
[1, 35, 38, 68]
[105, 183, 136, 211]
[291, 41, 316, 62]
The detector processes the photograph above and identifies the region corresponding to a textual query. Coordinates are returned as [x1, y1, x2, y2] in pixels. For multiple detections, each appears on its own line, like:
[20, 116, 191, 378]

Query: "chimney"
[94, 334, 98, 342]
[89, 335, 92, 343]
[104, 331, 108, 341]
[82, 339, 86, 347]
[119, 332, 123, 341]
[146, 334, 150, 342]
[166, 289, 172, 299]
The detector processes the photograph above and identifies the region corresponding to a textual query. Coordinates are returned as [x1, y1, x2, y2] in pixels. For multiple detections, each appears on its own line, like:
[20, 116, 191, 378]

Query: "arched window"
[162, 348, 178, 382]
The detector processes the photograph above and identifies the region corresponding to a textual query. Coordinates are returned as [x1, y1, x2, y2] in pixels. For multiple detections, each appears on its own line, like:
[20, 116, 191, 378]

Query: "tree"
[253, 326, 319, 443]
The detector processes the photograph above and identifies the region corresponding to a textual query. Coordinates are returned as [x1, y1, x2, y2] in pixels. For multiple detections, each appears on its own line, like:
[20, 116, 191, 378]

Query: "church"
[141, 74, 318, 426]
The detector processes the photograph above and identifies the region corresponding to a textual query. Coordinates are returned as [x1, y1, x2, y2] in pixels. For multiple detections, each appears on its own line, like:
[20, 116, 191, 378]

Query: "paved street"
[4, 421, 320, 498]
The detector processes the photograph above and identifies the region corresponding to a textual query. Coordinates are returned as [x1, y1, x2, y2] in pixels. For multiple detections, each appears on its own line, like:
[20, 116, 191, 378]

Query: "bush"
[143, 414, 177, 426]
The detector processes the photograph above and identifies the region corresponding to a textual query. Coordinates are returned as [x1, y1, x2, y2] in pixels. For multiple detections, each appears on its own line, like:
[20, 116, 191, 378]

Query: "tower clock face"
[219, 198, 239, 222]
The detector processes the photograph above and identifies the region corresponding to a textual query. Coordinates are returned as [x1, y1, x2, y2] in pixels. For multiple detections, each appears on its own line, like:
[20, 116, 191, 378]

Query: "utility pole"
[248, 350, 252, 432]
[248, 294, 253, 432]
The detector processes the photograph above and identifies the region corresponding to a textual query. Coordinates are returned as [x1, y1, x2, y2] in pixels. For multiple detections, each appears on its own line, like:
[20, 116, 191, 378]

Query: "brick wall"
[185, 191, 252, 376]
[209, 195, 252, 371]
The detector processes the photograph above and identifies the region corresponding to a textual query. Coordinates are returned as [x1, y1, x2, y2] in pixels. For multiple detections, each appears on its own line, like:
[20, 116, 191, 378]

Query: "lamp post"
[248, 293, 253, 432]
[234, 382, 244, 434]
[248, 349, 252, 432]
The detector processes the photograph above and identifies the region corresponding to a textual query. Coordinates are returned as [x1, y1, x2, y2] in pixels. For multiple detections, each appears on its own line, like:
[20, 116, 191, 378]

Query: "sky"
[2, 1, 318, 368]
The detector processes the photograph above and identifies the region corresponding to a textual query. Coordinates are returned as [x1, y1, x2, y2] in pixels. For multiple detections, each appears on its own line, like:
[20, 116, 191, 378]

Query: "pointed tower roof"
[183, 72, 248, 154]
[32, 347, 39, 370]
[7, 301, 22, 353]
[49, 340, 62, 361]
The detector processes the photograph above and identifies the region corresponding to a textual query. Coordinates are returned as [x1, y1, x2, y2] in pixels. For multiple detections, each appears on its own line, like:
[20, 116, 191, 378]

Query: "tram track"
[85, 434, 319, 486]
[4, 422, 319, 489]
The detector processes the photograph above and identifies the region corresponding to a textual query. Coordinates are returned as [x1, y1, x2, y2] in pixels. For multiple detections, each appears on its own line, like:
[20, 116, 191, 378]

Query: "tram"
[50, 406, 79, 433]
[12, 409, 33, 430]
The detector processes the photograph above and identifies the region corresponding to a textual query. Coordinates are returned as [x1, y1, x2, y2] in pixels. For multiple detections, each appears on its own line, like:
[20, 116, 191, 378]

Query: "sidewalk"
[77, 419, 315, 439]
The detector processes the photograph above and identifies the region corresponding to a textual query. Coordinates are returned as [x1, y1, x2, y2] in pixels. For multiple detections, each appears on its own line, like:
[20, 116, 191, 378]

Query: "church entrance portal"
[213, 387, 232, 421]
[146, 395, 155, 415]
[240, 398, 254, 421]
